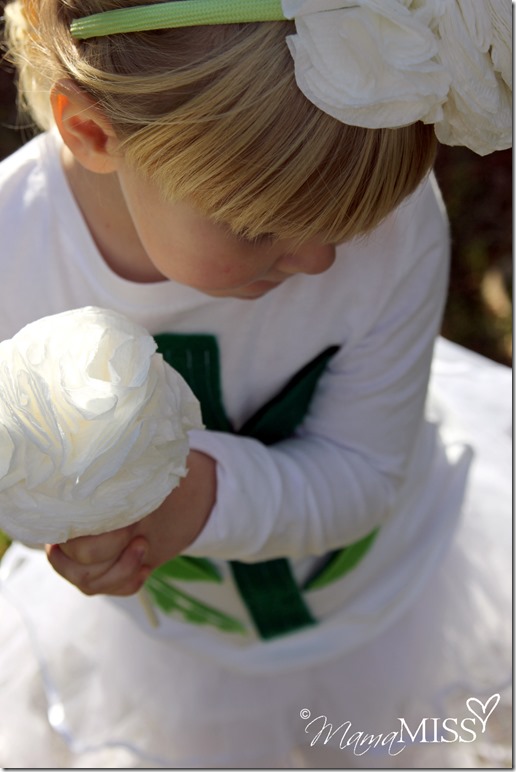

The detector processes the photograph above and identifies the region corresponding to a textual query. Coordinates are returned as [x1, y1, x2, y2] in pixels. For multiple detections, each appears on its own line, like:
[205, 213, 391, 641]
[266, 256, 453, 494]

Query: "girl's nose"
[275, 242, 336, 276]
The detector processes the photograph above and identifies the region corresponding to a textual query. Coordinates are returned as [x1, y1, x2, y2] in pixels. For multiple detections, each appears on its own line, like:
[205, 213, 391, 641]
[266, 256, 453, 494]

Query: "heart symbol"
[466, 694, 500, 733]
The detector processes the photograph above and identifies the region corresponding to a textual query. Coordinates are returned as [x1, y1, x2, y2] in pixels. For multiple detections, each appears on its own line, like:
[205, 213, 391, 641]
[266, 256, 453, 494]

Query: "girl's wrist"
[176, 449, 218, 548]
[139, 449, 217, 568]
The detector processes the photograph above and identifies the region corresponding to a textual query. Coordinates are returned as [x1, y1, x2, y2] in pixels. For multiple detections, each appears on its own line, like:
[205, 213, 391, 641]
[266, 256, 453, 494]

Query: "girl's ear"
[50, 79, 121, 174]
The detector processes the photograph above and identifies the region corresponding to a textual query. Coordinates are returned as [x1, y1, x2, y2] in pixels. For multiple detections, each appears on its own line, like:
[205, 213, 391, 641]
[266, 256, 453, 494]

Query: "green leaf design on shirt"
[152, 556, 222, 583]
[302, 529, 379, 591]
[145, 574, 246, 635]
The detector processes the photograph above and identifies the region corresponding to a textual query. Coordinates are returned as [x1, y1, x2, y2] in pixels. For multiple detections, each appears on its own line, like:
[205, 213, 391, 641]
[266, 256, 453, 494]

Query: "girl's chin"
[230, 280, 283, 299]
[199, 279, 284, 300]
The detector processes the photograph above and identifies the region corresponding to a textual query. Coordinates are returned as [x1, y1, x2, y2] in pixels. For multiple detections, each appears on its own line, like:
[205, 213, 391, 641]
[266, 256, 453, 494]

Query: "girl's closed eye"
[233, 231, 277, 248]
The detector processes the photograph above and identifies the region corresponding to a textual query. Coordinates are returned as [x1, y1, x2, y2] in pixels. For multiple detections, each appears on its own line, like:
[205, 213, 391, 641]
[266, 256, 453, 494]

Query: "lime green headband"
[68, 0, 511, 156]
[70, 0, 286, 39]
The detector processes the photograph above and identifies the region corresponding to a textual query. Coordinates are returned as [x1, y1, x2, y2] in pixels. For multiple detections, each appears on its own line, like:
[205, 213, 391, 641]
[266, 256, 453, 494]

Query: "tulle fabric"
[0, 338, 511, 769]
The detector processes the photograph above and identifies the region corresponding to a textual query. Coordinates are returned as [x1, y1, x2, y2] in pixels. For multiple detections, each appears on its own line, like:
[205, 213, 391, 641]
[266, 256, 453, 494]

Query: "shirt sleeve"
[183, 176, 450, 562]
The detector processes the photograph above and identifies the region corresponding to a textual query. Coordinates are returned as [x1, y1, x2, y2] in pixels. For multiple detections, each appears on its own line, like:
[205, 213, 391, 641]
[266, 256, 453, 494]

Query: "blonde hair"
[4, 0, 437, 244]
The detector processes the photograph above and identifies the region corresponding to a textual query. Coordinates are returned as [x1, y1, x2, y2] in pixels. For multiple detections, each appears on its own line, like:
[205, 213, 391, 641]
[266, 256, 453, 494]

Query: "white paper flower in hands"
[0, 307, 203, 545]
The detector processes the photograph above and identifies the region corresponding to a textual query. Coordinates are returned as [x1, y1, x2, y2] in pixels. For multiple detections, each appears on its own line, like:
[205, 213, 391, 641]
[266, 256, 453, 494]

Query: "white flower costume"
[0, 129, 511, 768]
[0, 0, 512, 766]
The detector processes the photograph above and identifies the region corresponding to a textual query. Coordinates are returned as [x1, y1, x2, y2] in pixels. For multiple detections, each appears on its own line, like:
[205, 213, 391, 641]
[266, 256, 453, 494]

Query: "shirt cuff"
[182, 428, 296, 560]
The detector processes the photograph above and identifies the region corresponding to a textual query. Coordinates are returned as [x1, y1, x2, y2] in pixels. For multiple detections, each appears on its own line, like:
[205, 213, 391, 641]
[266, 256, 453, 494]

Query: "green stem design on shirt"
[147, 334, 372, 639]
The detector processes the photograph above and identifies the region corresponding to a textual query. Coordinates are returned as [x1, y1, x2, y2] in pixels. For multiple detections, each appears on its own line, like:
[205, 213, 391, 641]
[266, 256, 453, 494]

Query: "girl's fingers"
[46, 536, 150, 596]
[46, 541, 113, 585]
[57, 525, 136, 565]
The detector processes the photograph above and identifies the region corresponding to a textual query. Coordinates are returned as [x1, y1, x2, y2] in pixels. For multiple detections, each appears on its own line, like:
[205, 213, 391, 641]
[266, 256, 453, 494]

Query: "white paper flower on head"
[282, 0, 512, 155]
[0, 307, 203, 545]
[433, 0, 512, 155]
[282, 0, 451, 129]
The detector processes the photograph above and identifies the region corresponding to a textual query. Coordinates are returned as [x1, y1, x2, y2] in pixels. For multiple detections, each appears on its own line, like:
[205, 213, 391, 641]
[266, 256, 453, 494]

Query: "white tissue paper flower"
[0, 307, 203, 545]
[433, 0, 512, 156]
[282, 0, 512, 155]
[282, 0, 451, 129]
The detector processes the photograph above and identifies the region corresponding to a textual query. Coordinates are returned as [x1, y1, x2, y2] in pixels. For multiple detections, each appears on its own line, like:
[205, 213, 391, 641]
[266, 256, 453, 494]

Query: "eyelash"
[237, 232, 276, 247]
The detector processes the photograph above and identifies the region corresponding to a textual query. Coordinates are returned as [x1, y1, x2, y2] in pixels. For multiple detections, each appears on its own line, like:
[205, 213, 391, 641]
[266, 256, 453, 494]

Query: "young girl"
[0, 0, 511, 767]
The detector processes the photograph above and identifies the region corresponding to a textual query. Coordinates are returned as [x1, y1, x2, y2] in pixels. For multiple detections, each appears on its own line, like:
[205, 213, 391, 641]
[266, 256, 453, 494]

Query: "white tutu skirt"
[0, 338, 511, 769]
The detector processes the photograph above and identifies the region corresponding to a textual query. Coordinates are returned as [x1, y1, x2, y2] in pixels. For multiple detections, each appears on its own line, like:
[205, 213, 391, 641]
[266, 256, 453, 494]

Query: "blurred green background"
[0, 12, 512, 560]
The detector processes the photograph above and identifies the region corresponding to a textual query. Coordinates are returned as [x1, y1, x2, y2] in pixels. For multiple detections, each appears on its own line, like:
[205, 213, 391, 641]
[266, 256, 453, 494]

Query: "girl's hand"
[46, 450, 216, 596]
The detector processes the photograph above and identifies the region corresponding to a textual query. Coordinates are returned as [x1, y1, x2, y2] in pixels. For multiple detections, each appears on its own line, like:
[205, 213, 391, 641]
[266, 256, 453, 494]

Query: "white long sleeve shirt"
[0, 131, 471, 670]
